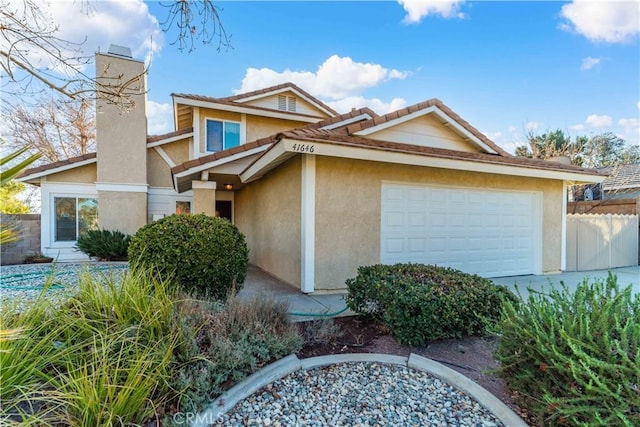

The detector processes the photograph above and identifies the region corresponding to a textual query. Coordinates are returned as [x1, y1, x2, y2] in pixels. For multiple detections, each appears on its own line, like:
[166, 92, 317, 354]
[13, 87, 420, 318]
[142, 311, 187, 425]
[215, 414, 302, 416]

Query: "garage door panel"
[381, 183, 538, 277]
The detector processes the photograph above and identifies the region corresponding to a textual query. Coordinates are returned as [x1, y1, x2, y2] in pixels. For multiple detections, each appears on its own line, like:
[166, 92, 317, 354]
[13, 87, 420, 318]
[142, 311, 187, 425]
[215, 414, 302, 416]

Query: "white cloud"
[525, 121, 540, 131]
[398, 0, 465, 24]
[4, 0, 163, 75]
[618, 118, 640, 144]
[237, 55, 408, 100]
[560, 0, 640, 43]
[570, 123, 585, 131]
[586, 114, 613, 127]
[326, 96, 408, 115]
[147, 101, 173, 135]
[580, 56, 602, 70]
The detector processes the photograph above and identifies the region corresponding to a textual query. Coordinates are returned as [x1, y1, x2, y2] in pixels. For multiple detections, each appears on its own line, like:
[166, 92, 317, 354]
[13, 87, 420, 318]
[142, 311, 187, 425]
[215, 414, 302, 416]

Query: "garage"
[381, 182, 541, 277]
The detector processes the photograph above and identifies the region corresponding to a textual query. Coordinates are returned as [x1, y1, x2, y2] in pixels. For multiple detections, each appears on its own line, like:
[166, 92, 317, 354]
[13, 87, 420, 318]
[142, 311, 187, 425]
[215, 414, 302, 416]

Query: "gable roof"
[172, 82, 338, 120]
[240, 127, 606, 184]
[346, 98, 510, 157]
[17, 153, 97, 182]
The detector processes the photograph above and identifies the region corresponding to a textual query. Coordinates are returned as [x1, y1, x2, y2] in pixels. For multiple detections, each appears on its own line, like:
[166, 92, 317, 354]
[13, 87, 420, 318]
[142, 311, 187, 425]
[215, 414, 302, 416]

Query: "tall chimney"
[94, 44, 148, 234]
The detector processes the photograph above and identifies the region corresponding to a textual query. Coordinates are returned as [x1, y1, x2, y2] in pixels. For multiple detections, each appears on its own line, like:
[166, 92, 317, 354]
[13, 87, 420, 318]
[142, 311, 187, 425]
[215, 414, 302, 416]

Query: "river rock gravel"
[215, 362, 504, 427]
[0, 262, 128, 310]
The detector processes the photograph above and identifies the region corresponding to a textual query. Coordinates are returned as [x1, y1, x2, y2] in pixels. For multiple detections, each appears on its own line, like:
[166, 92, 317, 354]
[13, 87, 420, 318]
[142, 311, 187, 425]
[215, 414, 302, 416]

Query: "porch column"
[561, 180, 568, 271]
[192, 181, 216, 216]
[301, 154, 315, 293]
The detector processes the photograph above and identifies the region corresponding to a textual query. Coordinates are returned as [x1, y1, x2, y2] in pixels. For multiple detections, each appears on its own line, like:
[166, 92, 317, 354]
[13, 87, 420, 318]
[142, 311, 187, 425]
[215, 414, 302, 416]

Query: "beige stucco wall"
[314, 156, 563, 292]
[162, 138, 191, 164]
[98, 191, 147, 235]
[235, 156, 302, 288]
[44, 164, 97, 184]
[95, 53, 147, 185]
[246, 116, 307, 142]
[147, 149, 173, 188]
[369, 114, 476, 152]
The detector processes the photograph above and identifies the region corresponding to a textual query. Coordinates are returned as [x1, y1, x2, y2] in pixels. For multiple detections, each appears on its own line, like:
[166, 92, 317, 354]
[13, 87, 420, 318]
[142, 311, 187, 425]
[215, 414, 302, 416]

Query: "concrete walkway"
[238, 265, 639, 322]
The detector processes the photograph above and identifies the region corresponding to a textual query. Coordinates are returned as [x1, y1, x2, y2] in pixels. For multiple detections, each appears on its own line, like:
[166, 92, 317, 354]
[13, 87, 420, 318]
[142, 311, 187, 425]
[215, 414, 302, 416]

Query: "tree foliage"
[2, 97, 95, 164]
[515, 129, 639, 168]
[1, 0, 230, 108]
[0, 180, 29, 214]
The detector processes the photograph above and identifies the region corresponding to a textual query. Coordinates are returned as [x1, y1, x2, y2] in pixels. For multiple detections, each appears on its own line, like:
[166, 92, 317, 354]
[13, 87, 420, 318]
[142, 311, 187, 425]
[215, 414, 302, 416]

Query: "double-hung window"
[206, 119, 240, 152]
[54, 197, 98, 242]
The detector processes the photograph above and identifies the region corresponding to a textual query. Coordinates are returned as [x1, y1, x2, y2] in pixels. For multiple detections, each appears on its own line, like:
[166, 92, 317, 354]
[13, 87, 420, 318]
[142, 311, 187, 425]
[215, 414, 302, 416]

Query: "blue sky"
[6, 1, 640, 153]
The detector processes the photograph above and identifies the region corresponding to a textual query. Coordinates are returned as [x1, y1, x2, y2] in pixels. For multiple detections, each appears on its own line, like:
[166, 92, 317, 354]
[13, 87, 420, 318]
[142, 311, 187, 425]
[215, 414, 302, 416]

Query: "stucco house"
[19, 46, 605, 293]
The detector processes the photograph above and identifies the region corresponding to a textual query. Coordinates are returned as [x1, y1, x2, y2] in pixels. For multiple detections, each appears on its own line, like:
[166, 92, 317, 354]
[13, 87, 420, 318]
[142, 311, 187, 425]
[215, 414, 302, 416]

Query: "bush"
[167, 297, 303, 416]
[345, 263, 517, 346]
[0, 268, 178, 425]
[75, 229, 131, 261]
[493, 273, 639, 426]
[128, 214, 249, 300]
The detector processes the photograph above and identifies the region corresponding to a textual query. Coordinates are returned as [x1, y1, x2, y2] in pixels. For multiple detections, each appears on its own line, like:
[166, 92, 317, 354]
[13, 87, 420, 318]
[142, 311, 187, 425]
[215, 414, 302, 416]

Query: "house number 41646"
[291, 144, 315, 153]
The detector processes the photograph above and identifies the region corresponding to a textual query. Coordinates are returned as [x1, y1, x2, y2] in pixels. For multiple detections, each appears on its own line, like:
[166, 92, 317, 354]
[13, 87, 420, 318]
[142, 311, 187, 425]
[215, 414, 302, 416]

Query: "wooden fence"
[566, 214, 639, 271]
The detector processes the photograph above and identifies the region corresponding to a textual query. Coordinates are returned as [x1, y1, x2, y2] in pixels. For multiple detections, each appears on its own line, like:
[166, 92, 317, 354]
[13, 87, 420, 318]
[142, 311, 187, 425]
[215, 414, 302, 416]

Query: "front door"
[215, 200, 232, 222]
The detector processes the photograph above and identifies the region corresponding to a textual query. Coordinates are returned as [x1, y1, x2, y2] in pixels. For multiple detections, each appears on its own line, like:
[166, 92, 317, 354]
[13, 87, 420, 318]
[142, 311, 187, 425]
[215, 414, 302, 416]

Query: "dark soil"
[296, 315, 531, 423]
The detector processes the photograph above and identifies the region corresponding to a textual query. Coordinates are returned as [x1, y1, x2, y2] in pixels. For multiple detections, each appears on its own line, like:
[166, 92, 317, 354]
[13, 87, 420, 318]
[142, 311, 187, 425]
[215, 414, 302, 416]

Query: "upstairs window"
[206, 119, 240, 152]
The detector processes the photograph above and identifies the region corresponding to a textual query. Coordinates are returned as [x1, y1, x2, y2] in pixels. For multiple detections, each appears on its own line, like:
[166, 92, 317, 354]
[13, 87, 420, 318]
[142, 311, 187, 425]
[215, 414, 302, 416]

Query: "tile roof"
[18, 153, 96, 179]
[172, 82, 339, 118]
[345, 98, 511, 157]
[276, 127, 604, 177]
[170, 108, 378, 175]
[602, 163, 640, 189]
[170, 134, 277, 175]
[147, 127, 193, 143]
[218, 82, 339, 116]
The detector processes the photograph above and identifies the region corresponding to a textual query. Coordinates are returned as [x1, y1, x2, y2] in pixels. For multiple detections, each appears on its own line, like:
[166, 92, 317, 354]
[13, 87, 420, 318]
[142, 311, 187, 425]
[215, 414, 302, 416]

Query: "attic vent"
[277, 95, 297, 112]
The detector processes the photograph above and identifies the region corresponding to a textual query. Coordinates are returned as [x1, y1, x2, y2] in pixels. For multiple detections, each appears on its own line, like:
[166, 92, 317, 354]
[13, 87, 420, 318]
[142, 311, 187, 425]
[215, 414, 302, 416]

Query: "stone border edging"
[192, 353, 527, 427]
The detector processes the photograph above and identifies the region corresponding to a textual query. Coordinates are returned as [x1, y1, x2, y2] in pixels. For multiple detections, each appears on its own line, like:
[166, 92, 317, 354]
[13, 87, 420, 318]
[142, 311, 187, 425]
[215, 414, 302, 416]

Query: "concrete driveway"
[492, 265, 639, 300]
[238, 265, 639, 322]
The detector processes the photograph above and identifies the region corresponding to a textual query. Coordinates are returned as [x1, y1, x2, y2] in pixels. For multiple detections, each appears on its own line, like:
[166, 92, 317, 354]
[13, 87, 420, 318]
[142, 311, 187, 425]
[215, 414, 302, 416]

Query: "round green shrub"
[345, 263, 518, 346]
[128, 214, 249, 300]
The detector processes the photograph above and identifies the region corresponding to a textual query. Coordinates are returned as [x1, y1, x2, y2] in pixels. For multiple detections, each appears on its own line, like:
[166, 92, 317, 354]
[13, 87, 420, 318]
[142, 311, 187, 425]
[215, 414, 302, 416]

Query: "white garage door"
[381, 183, 540, 277]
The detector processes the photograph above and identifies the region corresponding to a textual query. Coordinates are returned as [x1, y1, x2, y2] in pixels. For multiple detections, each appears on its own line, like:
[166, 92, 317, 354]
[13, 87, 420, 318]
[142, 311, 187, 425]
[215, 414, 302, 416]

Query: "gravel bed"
[0, 262, 128, 310]
[215, 362, 503, 427]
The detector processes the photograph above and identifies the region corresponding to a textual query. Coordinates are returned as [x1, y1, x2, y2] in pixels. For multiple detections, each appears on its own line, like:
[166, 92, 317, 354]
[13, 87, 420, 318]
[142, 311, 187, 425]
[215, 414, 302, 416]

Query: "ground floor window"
[176, 201, 191, 214]
[54, 197, 98, 241]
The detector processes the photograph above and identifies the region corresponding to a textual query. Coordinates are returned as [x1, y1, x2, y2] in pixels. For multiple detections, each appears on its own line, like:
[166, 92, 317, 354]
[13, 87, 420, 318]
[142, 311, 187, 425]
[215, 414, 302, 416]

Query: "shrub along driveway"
[239, 264, 639, 319]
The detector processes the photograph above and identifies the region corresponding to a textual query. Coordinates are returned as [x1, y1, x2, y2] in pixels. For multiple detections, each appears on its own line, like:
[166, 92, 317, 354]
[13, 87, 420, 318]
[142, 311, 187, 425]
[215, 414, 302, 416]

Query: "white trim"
[561, 181, 568, 271]
[153, 146, 176, 168]
[352, 106, 498, 155]
[147, 132, 193, 148]
[41, 183, 97, 259]
[193, 106, 200, 158]
[240, 113, 247, 145]
[176, 145, 272, 187]
[95, 183, 148, 193]
[173, 96, 322, 123]
[275, 139, 603, 183]
[232, 87, 336, 117]
[204, 117, 242, 154]
[17, 157, 96, 182]
[301, 154, 316, 293]
[320, 113, 373, 130]
[192, 180, 216, 190]
[148, 186, 193, 196]
[239, 143, 288, 183]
